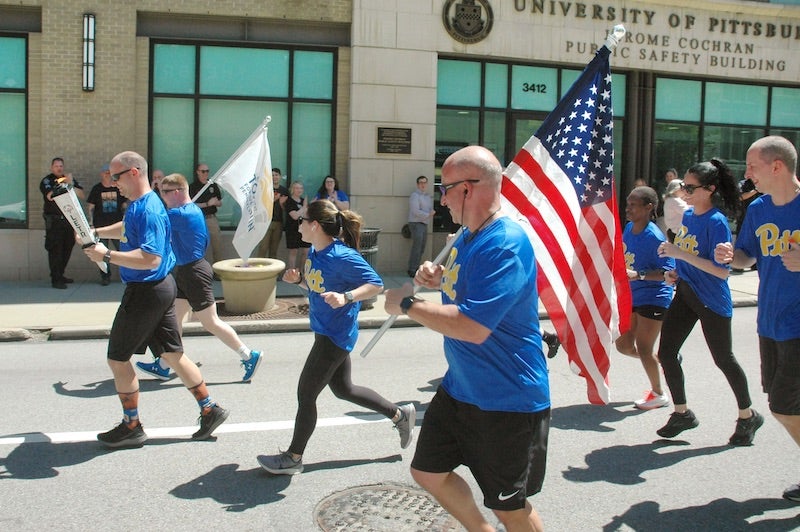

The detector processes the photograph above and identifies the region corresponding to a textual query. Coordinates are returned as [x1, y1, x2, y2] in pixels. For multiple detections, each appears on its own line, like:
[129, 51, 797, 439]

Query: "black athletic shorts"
[759, 335, 800, 415]
[107, 275, 182, 361]
[174, 258, 215, 312]
[411, 387, 550, 511]
[633, 304, 668, 321]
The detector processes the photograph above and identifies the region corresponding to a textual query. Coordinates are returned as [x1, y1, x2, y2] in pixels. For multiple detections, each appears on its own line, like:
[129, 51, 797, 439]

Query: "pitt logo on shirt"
[441, 247, 461, 300]
[755, 223, 800, 257]
[673, 226, 699, 256]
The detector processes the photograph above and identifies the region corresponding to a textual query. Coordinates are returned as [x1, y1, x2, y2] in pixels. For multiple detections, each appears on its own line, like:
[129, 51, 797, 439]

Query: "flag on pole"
[500, 28, 631, 404]
[208, 117, 273, 261]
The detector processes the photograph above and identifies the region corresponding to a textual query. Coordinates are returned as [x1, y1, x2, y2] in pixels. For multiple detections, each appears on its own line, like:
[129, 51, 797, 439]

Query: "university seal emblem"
[442, 0, 493, 45]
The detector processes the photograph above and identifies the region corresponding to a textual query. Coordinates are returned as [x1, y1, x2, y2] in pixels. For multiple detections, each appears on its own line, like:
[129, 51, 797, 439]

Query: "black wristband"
[400, 296, 418, 314]
[103, 249, 112, 264]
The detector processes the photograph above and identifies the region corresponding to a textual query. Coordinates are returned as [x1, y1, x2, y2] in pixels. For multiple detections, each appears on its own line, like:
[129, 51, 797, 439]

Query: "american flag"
[500, 45, 631, 404]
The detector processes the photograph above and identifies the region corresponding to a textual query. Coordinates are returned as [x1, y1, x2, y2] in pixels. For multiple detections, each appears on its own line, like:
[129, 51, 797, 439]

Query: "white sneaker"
[634, 390, 669, 410]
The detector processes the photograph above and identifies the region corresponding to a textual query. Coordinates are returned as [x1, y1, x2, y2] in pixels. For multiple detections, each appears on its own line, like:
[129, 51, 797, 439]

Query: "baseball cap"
[101, 164, 110, 172]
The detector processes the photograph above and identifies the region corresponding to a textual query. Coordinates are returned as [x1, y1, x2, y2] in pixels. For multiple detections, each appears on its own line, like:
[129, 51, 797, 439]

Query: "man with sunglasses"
[40, 157, 85, 289]
[136, 172, 262, 383]
[385, 146, 550, 531]
[83, 151, 229, 448]
[189, 163, 224, 266]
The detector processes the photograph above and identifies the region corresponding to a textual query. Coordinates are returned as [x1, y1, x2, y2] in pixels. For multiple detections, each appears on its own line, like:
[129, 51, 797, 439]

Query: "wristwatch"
[637, 270, 647, 281]
[344, 291, 354, 303]
[400, 296, 419, 314]
[104, 249, 112, 264]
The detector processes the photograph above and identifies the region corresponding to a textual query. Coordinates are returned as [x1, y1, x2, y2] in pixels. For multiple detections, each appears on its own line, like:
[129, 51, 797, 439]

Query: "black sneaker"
[97, 421, 147, 448]
[656, 410, 699, 438]
[783, 483, 800, 503]
[192, 405, 229, 440]
[542, 331, 561, 359]
[728, 409, 764, 446]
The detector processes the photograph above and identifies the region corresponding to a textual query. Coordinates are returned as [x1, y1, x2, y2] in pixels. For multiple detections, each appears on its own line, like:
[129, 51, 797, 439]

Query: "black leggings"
[288, 334, 398, 455]
[657, 281, 752, 409]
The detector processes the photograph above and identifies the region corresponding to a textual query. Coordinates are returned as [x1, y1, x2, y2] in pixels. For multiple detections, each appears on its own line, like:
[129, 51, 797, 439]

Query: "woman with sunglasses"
[258, 199, 416, 475]
[655, 159, 763, 445]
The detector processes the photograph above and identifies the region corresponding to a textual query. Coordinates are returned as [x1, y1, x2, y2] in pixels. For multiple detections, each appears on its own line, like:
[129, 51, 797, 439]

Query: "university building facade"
[1, 0, 798, 281]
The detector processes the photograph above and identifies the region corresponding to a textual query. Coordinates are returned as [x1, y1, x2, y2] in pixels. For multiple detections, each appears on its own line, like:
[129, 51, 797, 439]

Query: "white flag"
[210, 119, 273, 261]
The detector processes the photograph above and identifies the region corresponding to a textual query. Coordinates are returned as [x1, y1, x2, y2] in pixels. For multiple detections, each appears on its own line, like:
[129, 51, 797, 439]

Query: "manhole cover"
[314, 483, 460, 531]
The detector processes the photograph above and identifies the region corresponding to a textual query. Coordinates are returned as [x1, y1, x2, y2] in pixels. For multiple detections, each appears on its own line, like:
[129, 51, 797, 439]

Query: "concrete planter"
[212, 258, 286, 314]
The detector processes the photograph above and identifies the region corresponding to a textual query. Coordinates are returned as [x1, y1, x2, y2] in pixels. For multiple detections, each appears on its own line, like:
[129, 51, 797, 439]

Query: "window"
[653, 77, 800, 191]
[0, 36, 27, 228]
[150, 42, 335, 228]
[436, 56, 627, 232]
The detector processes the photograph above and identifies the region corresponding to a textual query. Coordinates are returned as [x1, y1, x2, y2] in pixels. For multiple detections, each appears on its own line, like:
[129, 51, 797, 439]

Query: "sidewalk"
[0, 270, 760, 341]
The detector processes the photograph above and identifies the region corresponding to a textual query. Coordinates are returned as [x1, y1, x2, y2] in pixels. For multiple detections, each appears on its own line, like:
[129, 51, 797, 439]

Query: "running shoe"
[97, 420, 147, 448]
[192, 405, 230, 440]
[728, 409, 764, 446]
[241, 350, 262, 382]
[783, 483, 800, 503]
[656, 409, 699, 438]
[634, 390, 669, 411]
[258, 451, 304, 475]
[394, 404, 416, 449]
[136, 360, 171, 381]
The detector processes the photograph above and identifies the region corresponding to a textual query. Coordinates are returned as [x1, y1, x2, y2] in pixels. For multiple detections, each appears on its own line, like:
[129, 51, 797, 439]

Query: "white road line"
[0, 412, 412, 446]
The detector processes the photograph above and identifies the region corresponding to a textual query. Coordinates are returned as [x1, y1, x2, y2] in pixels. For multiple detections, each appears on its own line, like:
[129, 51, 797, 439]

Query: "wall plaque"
[377, 127, 412, 154]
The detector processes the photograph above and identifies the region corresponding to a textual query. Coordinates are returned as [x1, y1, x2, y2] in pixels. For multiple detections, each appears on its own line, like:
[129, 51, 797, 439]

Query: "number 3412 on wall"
[522, 83, 547, 93]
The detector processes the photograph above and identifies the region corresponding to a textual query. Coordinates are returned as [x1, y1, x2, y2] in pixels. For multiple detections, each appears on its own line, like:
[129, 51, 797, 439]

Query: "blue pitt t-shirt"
[673, 207, 732, 317]
[735, 194, 800, 341]
[119, 191, 175, 283]
[304, 239, 383, 351]
[440, 216, 550, 414]
[623, 221, 675, 308]
[168, 202, 209, 266]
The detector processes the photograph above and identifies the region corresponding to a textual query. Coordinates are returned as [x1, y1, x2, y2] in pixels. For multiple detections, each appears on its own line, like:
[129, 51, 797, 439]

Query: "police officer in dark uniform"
[188, 163, 223, 265]
[40, 157, 84, 288]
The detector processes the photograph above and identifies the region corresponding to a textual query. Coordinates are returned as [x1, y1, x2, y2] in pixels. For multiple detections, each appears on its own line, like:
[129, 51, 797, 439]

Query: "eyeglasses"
[680, 182, 709, 195]
[198, 169, 210, 174]
[439, 179, 480, 196]
[160, 188, 183, 194]
[110, 167, 137, 182]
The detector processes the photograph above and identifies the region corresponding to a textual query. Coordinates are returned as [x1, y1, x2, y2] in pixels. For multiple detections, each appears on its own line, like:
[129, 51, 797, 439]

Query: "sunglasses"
[160, 188, 183, 194]
[439, 179, 480, 196]
[680, 182, 709, 195]
[298, 216, 310, 224]
[110, 167, 137, 182]
[198, 169, 210, 173]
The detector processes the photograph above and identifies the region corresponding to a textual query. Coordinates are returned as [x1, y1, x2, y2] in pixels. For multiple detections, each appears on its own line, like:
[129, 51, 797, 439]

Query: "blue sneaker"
[136, 360, 172, 381]
[242, 350, 262, 382]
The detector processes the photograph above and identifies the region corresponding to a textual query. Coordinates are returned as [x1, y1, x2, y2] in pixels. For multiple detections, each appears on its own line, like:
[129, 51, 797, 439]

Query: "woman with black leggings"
[655, 158, 763, 446]
[257, 199, 416, 475]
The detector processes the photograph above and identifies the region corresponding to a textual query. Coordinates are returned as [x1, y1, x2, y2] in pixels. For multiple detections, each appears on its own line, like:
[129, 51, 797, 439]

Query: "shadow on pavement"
[169, 455, 403, 512]
[552, 402, 644, 433]
[603, 497, 800, 531]
[563, 440, 730, 485]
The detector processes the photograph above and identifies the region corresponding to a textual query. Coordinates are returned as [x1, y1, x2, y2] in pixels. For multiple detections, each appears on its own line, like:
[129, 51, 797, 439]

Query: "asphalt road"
[2, 309, 799, 531]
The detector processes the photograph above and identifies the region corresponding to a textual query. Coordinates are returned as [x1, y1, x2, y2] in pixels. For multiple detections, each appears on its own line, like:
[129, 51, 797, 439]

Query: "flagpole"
[190, 115, 272, 203]
[604, 24, 626, 50]
[359, 226, 464, 358]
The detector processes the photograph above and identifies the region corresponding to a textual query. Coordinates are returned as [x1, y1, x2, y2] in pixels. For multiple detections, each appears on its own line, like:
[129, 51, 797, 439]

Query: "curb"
[2, 299, 759, 343]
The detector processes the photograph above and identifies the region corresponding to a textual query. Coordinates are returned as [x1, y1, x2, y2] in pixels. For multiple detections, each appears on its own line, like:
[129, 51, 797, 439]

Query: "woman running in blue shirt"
[257, 199, 415, 475]
[655, 159, 762, 445]
[616, 186, 675, 410]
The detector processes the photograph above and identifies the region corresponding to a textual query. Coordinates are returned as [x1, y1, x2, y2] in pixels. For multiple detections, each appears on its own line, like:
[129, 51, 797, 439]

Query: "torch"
[51, 179, 108, 274]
